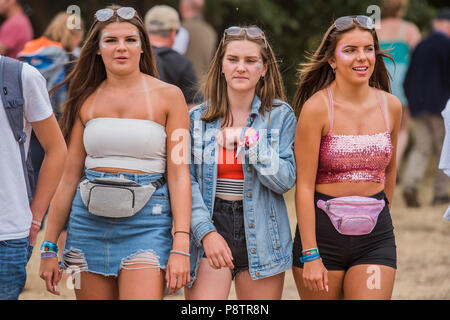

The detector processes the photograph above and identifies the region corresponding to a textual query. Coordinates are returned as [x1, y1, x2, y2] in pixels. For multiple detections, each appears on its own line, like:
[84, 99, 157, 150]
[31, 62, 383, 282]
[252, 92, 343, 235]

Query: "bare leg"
[234, 270, 285, 300]
[292, 266, 345, 300]
[343, 264, 396, 300]
[118, 268, 165, 300]
[117, 250, 165, 300]
[184, 258, 232, 300]
[75, 272, 119, 300]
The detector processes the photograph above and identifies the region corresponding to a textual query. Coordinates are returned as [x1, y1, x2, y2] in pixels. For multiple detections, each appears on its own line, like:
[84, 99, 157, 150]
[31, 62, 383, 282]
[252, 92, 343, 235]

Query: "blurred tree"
[14, 0, 441, 100]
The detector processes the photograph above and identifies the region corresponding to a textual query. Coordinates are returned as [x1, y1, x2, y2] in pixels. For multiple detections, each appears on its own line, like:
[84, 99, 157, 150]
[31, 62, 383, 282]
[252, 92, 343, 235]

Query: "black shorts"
[203, 197, 249, 279]
[293, 190, 397, 270]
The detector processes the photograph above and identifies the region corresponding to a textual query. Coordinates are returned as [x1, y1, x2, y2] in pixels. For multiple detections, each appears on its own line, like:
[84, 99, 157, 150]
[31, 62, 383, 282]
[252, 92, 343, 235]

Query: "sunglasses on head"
[333, 15, 374, 31]
[223, 26, 268, 47]
[95, 7, 136, 22]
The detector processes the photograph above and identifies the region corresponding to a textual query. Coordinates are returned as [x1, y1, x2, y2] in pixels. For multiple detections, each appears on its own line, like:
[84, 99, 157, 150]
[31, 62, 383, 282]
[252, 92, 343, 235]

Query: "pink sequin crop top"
[315, 86, 393, 184]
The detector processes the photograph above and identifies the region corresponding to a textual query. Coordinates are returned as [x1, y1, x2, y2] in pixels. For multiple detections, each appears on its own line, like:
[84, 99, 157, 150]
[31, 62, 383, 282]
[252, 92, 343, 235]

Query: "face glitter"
[257, 55, 263, 69]
[132, 31, 141, 47]
[100, 32, 110, 48]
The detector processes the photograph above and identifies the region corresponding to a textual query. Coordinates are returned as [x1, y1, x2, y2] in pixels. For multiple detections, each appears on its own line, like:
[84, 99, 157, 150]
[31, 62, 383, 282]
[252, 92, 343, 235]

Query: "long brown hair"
[292, 21, 393, 117]
[201, 26, 286, 127]
[56, 5, 158, 142]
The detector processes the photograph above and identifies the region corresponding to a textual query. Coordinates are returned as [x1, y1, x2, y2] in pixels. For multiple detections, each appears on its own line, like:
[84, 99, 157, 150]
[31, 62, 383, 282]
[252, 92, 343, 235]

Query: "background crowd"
[0, 0, 449, 300]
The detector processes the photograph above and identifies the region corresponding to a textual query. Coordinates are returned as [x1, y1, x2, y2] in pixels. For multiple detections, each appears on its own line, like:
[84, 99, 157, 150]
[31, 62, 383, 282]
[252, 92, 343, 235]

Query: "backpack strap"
[0, 56, 33, 202]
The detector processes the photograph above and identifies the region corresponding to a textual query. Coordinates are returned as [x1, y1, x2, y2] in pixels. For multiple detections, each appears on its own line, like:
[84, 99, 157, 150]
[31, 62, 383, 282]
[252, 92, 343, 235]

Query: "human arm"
[28, 115, 66, 246]
[294, 96, 328, 292]
[39, 118, 86, 295]
[384, 93, 403, 208]
[406, 22, 421, 49]
[165, 86, 192, 295]
[189, 109, 234, 269]
[0, 43, 6, 55]
[21, 64, 67, 245]
[246, 106, 297, 194]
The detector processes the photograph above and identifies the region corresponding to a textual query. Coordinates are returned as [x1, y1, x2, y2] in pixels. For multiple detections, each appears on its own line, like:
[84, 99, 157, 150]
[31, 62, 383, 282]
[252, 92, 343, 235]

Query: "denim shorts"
[0, 237, 33, 300]
[293, 190, 397, 270]
[203, 197, 249, 279]
[62, 169, 172, 277]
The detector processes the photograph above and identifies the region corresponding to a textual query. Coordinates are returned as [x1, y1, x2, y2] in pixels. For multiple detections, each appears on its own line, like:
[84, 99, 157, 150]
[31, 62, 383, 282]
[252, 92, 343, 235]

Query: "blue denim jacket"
[188, 95, 297, 286]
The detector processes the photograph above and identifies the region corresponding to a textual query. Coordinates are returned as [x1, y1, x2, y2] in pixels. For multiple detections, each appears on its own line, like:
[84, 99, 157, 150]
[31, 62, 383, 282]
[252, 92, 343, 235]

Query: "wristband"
[174, 231, 190, 236]
[302, 248, 319, 256]
[300, 253, 321, 263]
[32, 220, 42, 227]
[170, 250, 190, 257]
[40, 241, 58, 254]
[41, 251, 58, 259]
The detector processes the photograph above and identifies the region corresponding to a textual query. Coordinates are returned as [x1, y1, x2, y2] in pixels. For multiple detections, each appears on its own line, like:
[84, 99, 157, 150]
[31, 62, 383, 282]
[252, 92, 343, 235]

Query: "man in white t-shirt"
[0, 58, 66, 300]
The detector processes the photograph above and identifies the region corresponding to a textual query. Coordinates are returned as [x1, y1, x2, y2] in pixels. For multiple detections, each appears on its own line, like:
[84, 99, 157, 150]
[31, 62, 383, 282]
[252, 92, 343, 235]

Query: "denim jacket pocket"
[265, 202, 282, 260]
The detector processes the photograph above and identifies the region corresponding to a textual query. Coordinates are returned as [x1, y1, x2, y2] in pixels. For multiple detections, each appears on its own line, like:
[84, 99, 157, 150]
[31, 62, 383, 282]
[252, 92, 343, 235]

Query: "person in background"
[402, 8, 450, 207]
[439, 99, 450, 221]
[145, 5, 200, 108]
[378, 0, 421, 175]
[0, 0, 32, 59]
[177, 0, 217, 82]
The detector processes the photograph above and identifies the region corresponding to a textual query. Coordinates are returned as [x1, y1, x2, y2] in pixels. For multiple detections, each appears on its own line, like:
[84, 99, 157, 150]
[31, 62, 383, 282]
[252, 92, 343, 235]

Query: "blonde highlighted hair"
[43, 12, 85, 52]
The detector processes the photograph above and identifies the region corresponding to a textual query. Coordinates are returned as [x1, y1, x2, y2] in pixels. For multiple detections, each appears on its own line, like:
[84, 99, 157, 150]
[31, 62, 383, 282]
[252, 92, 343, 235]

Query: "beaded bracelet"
[170, 250, 190, 257]
[41, 251, 58, 259]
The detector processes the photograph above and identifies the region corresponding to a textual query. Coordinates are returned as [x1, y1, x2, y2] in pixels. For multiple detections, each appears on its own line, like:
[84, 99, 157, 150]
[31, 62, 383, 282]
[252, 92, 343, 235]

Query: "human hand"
[202, 231, 234, 269]
[29, 223, 41, 247]
[240, 127, 259, 148]
[302, 259, 329, 292]
[165, 251, 190, 296]
[216, 128, 243, 150]
[39, 257, 63, 295]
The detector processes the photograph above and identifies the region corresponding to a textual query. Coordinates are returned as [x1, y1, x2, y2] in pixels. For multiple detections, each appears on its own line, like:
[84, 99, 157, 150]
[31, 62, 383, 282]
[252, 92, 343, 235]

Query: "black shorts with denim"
[293, 190, 397, 271]
[203, 197, 249, 279]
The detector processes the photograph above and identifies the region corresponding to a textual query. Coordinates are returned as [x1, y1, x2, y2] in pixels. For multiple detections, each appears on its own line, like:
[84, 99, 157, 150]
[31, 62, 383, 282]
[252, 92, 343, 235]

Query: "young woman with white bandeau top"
[39, 6, 191, 300]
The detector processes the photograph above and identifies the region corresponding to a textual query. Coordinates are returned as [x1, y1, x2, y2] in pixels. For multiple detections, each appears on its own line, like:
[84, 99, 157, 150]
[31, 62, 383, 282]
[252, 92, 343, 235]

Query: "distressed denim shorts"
[203, 197, 249, 279]
[62, 169, 172, 277]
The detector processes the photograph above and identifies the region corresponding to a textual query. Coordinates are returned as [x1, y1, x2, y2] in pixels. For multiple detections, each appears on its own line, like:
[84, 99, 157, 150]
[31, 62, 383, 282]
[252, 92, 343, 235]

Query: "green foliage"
[26, 0, 441, 100]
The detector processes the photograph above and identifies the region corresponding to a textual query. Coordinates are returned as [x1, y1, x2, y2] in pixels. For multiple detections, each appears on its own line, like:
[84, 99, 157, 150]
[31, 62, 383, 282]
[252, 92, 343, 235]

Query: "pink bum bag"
[316, 196, 386, 235]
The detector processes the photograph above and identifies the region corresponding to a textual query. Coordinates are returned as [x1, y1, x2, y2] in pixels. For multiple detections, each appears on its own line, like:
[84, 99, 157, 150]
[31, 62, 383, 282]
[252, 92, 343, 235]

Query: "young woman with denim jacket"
[185, 26, 297, 299]
[292, 16, 402, 299]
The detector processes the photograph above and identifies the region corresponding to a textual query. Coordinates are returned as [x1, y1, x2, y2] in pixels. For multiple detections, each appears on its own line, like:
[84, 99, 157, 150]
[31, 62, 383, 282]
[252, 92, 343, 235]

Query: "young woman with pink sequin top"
[292, 16, 402, 300]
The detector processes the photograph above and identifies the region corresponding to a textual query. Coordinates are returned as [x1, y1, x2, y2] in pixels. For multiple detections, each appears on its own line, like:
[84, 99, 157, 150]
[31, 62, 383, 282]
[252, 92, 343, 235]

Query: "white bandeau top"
[83, 118, 166, 174]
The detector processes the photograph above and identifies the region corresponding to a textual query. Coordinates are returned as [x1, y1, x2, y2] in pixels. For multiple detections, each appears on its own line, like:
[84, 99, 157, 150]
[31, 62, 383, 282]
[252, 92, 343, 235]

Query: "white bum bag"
[79, 176, 166, 218]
